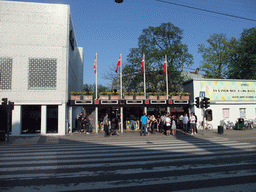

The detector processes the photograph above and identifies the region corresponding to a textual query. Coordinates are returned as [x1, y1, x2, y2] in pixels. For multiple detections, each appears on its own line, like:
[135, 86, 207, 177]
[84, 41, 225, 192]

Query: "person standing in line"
[130, 114, 136, 130]
[193, 112, 198, 133]
[140, 113, 148, 136]
[171, 115, 177, 135]
[157, 115, 163, 132]
[162, 114, 167, 134]
[179, 114, 183, 129]
[85, 115, 90, 134]
[182, 113, 188, 133]
[147, 115, 151, 135]
[152, 115, 157, 134]
[190, 113, 196, 134]
[77, 113, 83, 133]
[103, 113, 109, 137]
[165, 114, 171, 136]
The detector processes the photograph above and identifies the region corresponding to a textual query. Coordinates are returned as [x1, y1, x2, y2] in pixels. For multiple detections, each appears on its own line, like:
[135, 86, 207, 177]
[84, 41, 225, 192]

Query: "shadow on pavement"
[1, 128, 256, 192]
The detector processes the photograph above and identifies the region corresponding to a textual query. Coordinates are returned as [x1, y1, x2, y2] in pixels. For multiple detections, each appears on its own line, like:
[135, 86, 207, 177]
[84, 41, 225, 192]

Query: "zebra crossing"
[1, 137, 256, 192]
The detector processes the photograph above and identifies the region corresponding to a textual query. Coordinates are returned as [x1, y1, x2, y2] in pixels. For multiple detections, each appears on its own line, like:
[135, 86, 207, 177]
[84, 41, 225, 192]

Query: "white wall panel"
[0, 1, 83, 135]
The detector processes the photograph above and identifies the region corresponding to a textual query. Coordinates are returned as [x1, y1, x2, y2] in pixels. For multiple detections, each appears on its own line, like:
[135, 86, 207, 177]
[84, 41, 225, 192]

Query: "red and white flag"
[94, 53, 97, 74]
[140, 55, 145, 73]
[115, 54, 121, 73]
[163, 57, 167, 76]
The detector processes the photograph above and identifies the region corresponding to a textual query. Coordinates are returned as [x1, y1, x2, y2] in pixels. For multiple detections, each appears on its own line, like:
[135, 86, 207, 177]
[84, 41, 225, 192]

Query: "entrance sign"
[151, 100, 166, 104]
[126, 100, 143, 104]
[101, 100, 118, 104]
[199, 91, 205, 98]
[200, 81, 256, 101]
[75, 100, 93, 104]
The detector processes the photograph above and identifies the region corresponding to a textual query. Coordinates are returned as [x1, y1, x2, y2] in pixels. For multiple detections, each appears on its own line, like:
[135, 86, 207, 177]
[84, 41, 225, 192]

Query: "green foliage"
[70, 92, 81, 95]
[82, 91, 94, 95]
[83, 83, 111, 98]
[198, 33, 238, 79]
[169, 92, 190, 96]
[83, 84, 94, 93]
[148, 92, 166, 96]
[99, 92, 119, 95]
[228, 27, 256, 79]
[123, 22, 193, 92]
[83, 83, 111, 93]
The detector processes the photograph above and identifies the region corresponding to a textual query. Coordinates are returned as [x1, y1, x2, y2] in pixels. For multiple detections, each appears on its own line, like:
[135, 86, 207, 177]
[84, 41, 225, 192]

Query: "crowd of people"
[140, 112, 198, 136]
[75, 111, 198, 137]
[75, 113, 91, 134]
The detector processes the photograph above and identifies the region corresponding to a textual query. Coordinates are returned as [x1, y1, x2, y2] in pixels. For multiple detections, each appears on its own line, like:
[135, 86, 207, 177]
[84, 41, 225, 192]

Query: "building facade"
[0, 1, 83, 135]
[184, 79, 256, 129]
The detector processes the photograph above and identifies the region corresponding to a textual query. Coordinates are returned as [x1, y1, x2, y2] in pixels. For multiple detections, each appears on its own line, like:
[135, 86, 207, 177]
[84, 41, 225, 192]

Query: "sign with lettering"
[200, 81, 256, 101]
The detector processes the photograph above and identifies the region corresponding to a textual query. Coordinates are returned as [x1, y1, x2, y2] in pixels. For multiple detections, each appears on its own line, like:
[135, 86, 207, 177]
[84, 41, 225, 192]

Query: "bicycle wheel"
[208, 124, 213, 130]
[198, 125, 203, 130]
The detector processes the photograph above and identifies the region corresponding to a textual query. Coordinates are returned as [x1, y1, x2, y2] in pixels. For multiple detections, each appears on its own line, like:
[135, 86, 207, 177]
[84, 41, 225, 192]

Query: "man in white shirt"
[190, 113, 196, 134]
[182, 113, 188, 133]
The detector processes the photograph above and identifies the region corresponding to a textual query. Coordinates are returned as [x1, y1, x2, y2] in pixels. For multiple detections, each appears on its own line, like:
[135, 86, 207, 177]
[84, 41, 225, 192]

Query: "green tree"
[83, 83, 110, 93]
[123, 22, 193, 92]
[198, 33, 237, 79]
[228, 27, 256, 79]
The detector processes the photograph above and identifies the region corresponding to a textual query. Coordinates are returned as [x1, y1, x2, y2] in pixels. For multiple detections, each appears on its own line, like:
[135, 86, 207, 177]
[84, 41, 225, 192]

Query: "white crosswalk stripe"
[1, 137, 256, 192]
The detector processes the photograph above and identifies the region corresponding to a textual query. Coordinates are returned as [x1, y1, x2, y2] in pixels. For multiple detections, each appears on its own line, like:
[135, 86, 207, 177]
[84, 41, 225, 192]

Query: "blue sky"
[11, 0, 256, 86]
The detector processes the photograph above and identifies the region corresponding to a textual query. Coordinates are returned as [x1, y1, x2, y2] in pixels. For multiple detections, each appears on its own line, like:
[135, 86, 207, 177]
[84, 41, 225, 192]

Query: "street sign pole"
[6, 104, 10, 143]
[202, 108, 205, 136]
[199, 91, 205, 136]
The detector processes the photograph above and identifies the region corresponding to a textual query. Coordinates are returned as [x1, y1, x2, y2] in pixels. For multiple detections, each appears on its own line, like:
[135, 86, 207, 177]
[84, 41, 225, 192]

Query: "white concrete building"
[0, 1, 83, 135]
[184, 79, 256, 129]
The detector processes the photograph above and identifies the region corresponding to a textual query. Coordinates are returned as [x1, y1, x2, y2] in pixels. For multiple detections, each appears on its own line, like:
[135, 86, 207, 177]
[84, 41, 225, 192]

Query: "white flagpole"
[120, 52, 123, 133]
[143, 53, 146, 98]
[120, 52, 122, 99]
[95, 52, 98, 134]
[143, 53, 147, 114]
[165, 55, 168, 99]
[95, 52, 98, 99]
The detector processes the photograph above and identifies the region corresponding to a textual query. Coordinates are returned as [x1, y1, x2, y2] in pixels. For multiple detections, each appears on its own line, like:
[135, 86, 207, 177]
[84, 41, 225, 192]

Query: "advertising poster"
[200, 81, 256, 101]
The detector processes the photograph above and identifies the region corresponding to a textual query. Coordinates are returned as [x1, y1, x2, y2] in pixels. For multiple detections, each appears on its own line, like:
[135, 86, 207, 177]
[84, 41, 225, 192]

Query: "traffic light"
[205, 109, 212, 121]
[2, 98, 8, 106]
[204, 97, 210, 109]
[200, 100, 204, 108]
[195, 97, 200, 108]
[9, 102, 14, 110]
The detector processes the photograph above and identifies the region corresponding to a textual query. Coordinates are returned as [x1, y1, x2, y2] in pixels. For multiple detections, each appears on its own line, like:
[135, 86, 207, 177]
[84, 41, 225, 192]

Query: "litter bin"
[218, 125, 224, 134]
[235, 118, 244, 130]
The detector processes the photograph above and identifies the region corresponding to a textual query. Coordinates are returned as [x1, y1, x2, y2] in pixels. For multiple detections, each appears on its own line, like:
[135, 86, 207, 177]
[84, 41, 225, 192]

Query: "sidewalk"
[1, 128, 256, 146]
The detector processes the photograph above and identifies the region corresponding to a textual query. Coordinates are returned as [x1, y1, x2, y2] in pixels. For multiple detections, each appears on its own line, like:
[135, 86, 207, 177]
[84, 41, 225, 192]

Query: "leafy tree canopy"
[123, 22, 193, 92]
[228, 27, 256, 79]
[83, 83, 110, 93]
[198, 33, 238, 79]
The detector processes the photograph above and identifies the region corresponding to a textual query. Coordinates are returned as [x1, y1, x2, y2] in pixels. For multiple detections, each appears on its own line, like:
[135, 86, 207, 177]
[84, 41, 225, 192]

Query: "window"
[28, 58, 57, 90]
[240, 108, 246, 119]
[223, 108, 229, 118]
[0, 57, 12, 90]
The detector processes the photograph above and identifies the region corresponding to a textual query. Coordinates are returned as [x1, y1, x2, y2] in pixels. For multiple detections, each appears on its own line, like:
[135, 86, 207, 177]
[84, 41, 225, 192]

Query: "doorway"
[47, 105, 58, 133]
[21, 105, 41, 134]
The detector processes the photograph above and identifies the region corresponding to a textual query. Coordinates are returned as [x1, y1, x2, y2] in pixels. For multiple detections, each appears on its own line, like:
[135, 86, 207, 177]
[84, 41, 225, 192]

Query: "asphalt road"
[1, 129, 256, 192]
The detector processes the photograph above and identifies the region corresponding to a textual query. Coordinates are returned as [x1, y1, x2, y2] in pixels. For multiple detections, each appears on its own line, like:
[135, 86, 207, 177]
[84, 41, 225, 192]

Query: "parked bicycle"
[220, 119, 235, 130]
[198, 121, 213, 130]
[242, 119, 256, 130]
